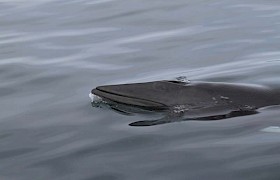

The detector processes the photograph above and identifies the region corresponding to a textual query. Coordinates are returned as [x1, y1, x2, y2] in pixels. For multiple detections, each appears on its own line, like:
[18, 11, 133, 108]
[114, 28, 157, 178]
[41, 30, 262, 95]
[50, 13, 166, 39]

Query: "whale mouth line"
[92, 87, 168, 110]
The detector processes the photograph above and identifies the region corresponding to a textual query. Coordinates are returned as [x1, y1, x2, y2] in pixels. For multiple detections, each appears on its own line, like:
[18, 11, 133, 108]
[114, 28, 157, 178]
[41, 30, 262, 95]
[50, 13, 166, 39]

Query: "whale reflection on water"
[90, 80, 280, 126]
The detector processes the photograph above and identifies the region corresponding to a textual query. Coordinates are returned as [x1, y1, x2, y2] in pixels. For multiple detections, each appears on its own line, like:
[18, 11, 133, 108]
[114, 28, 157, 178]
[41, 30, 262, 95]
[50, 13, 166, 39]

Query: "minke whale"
[90, 80, 280, 126]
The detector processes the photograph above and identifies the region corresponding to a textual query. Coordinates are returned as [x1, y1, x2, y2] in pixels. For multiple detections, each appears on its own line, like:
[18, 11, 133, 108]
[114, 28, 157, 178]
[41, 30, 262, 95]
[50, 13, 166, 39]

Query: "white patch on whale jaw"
[89, 93, 104, 102]
[89, 93, 106, 107]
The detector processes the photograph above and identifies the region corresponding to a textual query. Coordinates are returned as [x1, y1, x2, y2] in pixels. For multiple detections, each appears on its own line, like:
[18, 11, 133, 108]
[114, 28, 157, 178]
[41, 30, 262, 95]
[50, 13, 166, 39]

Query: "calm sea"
[0, 0, 280, 179]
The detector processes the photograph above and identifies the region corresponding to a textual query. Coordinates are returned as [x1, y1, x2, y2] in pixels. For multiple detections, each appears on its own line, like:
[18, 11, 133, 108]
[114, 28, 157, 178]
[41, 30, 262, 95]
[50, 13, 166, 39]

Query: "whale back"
[93, 80, 280, 112]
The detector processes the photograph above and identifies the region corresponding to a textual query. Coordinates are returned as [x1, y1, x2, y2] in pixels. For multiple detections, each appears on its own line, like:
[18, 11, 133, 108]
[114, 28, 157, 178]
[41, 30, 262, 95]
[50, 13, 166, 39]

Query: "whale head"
[91, 81, 192, 110]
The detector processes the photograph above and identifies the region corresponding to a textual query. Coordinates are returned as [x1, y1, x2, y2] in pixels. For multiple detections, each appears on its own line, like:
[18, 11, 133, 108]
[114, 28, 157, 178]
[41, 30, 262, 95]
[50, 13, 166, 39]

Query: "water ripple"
[0, 27, 116, 45]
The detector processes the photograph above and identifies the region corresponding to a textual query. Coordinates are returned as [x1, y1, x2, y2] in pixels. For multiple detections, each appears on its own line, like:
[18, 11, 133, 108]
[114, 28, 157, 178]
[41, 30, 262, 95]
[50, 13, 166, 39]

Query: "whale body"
[91, 80, 280, 126]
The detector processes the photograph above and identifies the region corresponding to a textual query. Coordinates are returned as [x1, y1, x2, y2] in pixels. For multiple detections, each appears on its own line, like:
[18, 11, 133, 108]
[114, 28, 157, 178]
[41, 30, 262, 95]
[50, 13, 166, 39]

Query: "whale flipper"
[129, 109, 259, 127]
[129, 118, 172, 126]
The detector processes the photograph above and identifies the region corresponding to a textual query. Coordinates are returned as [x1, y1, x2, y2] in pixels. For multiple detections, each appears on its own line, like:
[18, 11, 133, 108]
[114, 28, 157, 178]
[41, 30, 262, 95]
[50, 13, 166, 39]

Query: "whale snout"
[91, 83, 168, 110]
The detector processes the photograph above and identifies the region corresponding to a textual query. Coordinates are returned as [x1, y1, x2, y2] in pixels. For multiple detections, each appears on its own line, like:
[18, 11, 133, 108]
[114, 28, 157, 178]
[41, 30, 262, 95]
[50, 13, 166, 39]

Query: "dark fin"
[129, 119, 171, 126]
[189, 110, 259, 121]
[129, 110, 259, 127]
[129, 114, 180, 127]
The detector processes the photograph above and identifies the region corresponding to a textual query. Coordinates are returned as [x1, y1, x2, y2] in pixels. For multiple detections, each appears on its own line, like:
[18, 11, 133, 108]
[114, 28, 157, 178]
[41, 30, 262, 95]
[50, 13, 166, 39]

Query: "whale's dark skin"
[91, 80, 280, 126]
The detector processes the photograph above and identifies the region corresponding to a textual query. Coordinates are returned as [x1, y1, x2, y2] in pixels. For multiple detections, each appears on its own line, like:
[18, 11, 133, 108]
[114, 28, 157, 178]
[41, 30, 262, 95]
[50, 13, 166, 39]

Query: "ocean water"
[0, 0, 280, 179]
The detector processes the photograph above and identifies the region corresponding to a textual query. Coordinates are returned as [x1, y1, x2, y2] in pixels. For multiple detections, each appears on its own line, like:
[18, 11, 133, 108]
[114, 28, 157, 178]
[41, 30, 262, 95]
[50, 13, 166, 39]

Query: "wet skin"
[91, 80, 280, 126]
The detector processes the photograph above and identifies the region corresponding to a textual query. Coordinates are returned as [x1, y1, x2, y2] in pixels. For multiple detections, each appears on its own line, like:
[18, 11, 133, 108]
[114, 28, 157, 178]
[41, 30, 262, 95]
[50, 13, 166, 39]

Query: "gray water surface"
[1, 0, 280, 179]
